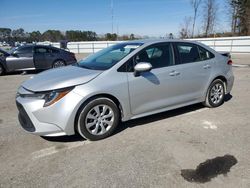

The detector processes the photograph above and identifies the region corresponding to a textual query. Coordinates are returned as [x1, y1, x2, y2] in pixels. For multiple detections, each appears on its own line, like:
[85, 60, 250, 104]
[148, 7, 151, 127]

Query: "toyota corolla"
[16, 40, 234, 140]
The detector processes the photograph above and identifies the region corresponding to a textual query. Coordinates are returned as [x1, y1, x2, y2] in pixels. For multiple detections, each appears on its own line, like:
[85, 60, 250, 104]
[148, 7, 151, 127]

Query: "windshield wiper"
[79, 64, 92, 70]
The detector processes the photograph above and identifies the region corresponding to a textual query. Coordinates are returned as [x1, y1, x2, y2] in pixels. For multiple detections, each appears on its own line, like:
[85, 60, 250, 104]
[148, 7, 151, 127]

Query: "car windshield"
[8, 47, 18, 54]
[78, 43, 143, 70]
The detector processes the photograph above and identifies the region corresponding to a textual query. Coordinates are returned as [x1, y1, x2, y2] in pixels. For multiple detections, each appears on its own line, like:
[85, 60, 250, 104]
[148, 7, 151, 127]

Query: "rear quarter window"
[50, 48, 60, 53]
[198, 46, 215, 60]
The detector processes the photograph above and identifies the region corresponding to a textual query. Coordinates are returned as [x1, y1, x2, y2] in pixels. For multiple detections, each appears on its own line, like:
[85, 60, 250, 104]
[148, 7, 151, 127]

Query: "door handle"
[169, 71, 180, 76]
[175, 72, 180, 76]
[203, 64, 211, 69]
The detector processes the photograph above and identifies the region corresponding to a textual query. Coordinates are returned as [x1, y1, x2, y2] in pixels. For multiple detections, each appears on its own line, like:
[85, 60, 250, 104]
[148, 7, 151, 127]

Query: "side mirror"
[11, 53, 19, 57]
[134, 62, 152, 77]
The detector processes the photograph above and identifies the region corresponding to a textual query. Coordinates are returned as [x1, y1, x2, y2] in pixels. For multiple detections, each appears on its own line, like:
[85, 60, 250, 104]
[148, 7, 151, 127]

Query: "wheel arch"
[74, 93, 124, 134]
[52, 59, 66, 67]
[211, 75, 227, 91]
[203, 75, 228, 101]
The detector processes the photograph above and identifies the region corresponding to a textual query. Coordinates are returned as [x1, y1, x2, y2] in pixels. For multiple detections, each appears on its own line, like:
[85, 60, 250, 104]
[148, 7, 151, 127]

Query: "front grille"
[16, 101, 35, 132]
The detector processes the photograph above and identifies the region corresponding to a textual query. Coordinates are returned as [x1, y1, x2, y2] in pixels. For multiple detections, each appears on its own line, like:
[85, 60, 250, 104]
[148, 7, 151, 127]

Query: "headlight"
[18, 87, 74, 107]
[43, 89, 72, 107]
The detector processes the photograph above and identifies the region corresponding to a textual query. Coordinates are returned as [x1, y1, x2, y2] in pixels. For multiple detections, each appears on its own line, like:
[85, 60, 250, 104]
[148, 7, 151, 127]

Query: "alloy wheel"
[210, 83, 224, 104]
[53, 61, 65, 68]
[85, 104, 114, 136]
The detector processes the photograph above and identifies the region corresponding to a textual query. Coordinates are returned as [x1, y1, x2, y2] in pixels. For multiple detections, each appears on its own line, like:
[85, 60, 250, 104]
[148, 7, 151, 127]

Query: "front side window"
[135, 43, 174, 69]
[15, 46, 33, 54]
[176, 43, 200, 64]
[78, 43, 142, 70]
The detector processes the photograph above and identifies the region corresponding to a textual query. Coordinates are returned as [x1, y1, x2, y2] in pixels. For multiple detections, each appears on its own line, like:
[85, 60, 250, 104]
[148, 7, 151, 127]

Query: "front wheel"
[52, 60, 65, 68]
[77, 98, 120, 141]
[203, 79, 225, 108]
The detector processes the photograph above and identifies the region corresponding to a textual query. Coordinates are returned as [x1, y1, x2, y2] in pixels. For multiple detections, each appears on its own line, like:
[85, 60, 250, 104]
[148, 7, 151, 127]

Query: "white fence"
[188, 36, 250, 54]
[39, 36, 250, 54]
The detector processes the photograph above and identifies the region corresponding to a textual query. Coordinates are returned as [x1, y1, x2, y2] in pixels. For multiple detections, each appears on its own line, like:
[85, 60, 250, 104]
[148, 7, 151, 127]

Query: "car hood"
[22, 66, 103, 92]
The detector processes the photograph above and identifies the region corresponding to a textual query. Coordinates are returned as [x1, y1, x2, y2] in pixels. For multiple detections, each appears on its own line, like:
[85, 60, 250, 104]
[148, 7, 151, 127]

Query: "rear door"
[172, 42, 213, 101]
[34, 46, 55, 69]
[6, 46, 34, 71]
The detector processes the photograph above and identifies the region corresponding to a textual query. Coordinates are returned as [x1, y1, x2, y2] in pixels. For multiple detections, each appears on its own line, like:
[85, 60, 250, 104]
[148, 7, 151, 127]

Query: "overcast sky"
[0, 0, 230, 37]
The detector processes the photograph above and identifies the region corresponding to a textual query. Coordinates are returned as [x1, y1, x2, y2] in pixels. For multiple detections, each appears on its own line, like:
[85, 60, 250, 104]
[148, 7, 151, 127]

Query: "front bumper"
[16, 88, 84, 136]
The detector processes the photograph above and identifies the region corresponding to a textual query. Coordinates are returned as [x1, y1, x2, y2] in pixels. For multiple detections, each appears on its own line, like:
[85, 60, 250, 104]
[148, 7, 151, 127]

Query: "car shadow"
[224, 93, 233, 102]
[40, 94, 233, 143]
[114, 103, 205, 136]
[41, 134, 85, 142]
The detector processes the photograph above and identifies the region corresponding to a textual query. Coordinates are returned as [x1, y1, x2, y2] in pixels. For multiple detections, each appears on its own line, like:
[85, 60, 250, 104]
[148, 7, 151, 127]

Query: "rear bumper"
[226, 71, 234, 94]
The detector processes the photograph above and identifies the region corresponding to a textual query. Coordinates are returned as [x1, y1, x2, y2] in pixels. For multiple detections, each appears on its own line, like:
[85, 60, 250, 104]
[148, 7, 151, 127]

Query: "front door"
[127, 43, 179, 115]
[6, 46, 34, 71]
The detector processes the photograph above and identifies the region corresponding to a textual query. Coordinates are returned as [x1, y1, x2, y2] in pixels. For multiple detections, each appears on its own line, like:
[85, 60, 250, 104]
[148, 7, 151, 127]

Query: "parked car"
[0, 44, 76, 75]
[16, 40, 234, 140]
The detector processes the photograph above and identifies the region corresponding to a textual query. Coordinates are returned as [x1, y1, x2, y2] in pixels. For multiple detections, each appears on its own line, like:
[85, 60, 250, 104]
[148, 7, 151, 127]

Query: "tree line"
[179, 0, 250, 38]
[0, 28, 138, 43]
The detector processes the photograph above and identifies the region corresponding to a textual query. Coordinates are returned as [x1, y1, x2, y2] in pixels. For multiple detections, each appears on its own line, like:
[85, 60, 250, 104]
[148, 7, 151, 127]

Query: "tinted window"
[15, 46, 33, 54]
[198, 46, 215, 60]
[135, 43, 174, 69]
[176, 43, 200, 64]
[50, 48, 60, 53]
[35, 47, 49, 53]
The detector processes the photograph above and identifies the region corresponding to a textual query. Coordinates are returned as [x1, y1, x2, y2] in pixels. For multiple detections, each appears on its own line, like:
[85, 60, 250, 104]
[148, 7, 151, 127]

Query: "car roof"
[123, 39, 202, 45]
[16, 44, 60, 50]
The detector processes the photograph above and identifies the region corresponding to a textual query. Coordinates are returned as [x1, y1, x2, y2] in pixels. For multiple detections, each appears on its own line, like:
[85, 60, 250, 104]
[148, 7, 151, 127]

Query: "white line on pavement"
[31, 140, 92, 160]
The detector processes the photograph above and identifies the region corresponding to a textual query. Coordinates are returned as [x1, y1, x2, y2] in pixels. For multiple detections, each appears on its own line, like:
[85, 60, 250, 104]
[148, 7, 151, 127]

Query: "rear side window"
[50, 48, 60, 53]
[198, 46, 215, 60]
[34, 47, 49, 53]
[176, 43, 200, 64]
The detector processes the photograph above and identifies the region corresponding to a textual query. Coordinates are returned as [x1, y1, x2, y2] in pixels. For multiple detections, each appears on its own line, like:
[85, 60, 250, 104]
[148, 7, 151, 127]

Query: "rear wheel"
[0, 64, 5, 76]
[203, 79, 225, 108]
[52, 60, 65, 68]
[77, 98, 120, 141]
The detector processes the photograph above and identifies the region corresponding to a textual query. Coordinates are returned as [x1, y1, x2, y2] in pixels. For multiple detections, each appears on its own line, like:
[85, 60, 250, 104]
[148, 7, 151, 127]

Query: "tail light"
[227, 60, 233, 65]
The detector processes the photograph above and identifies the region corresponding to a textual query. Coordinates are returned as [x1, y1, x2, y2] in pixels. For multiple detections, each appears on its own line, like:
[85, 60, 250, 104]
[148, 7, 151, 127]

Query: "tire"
[52, 60, 65, 68]
[0, 64, 5, 76]
[203, 79, 225, 108]
[77, 98, 120, 141]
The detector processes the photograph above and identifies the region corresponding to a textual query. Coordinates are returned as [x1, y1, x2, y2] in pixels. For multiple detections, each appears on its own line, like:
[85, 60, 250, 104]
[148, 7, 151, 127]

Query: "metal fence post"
[77, 43, 80, 54]
[230, 39, 233, 54]
[92, 43, 94, 53]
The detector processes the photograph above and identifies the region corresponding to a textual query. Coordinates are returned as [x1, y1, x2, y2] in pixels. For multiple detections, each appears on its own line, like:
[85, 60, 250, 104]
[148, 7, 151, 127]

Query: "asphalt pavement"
[0, 66, 250, 188]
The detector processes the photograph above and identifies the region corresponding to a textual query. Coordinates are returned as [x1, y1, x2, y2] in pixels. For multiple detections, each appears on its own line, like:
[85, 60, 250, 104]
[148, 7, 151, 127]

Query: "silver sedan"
[16, 40, 234, 140]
